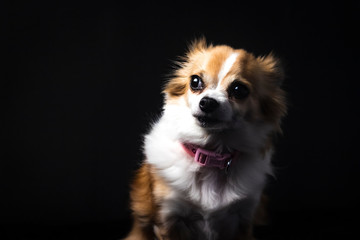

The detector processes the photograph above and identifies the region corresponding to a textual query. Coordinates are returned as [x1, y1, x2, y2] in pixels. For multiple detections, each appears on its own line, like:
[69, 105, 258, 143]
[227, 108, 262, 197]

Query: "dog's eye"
[190, 75, 204, 91]
[228, 81, 250, 99]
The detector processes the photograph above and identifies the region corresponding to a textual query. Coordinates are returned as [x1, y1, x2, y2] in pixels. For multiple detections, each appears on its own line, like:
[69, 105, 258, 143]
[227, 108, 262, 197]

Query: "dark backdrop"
[2, 1, 359, 239]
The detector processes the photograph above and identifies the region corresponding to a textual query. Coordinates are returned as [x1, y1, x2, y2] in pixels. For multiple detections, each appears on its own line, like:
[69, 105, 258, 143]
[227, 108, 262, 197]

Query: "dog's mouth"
[196, 116, 223, 128]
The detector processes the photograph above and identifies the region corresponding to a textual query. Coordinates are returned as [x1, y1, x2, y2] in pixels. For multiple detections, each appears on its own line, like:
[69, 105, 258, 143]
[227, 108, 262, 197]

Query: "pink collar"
[181, 143, 237, 171]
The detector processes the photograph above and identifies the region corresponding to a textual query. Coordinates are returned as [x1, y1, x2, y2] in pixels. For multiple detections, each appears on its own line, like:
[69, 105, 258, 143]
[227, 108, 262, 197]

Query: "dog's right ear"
[163, 76, 188, 97]
[186, 37, 209, 57]
[189, 37, 208, 51]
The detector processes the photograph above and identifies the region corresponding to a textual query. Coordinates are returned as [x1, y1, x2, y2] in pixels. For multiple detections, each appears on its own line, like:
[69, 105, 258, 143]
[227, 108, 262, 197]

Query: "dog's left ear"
[257, 54, 284, 86]
[255, 53, 287, 128]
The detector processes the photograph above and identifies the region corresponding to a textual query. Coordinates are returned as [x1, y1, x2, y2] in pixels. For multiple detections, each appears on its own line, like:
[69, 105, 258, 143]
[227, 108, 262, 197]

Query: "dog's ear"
[187, 37, 209, 56]
[255, 53, 287, 128]
[257, 53, 284, 86]
[163, 76, 188, 97]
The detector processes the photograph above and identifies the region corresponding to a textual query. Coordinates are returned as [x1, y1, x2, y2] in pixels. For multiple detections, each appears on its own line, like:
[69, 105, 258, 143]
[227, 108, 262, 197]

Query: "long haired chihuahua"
[124, 39, 286, 240]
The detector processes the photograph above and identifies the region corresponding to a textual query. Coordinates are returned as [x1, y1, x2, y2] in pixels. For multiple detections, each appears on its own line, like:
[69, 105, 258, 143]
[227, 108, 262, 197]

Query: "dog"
[124, 38, 286, 240]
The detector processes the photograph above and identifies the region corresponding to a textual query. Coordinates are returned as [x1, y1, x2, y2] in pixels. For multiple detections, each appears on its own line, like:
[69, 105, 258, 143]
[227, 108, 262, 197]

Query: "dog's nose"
[199, 97, 219, 113]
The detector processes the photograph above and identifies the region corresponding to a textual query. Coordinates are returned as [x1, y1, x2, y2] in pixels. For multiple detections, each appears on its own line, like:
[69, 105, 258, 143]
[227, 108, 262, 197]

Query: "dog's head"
[163, 39, 286, 147]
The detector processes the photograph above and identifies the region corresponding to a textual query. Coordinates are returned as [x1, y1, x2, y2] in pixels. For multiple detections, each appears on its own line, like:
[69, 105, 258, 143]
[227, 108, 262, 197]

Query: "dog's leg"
[124, 164, 156, 240]
[123, 219, 153, 240]
[157, 198, 206, 240]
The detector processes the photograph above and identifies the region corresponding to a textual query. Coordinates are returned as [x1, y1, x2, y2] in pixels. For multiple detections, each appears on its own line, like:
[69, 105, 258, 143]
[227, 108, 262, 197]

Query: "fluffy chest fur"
[144, 104, 272, 211]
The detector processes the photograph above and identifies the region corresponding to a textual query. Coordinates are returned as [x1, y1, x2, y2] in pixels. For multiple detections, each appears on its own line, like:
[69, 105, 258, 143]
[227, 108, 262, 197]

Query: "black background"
[2, 1, 360, 239]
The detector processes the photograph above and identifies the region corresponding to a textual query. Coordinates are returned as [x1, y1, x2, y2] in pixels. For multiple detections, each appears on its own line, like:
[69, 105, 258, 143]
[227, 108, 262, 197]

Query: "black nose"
[199, 97, 219, 113]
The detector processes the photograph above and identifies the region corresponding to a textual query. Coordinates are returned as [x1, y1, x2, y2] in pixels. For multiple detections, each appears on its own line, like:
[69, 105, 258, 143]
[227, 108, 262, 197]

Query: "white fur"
[144, 100, 273, 211]
[217, 52, 239, 88]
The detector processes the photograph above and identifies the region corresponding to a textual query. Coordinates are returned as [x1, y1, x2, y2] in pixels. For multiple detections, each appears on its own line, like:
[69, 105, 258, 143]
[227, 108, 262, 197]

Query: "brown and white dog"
[124, 39, 286, 240]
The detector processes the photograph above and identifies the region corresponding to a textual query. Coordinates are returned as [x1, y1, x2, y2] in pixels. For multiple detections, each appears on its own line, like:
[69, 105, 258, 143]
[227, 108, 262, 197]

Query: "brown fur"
[125, 163, 172, 240]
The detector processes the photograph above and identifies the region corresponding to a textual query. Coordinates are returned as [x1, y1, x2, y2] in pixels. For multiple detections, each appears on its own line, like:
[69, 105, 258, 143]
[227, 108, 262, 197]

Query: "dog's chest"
[189, 168, 245, 209]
